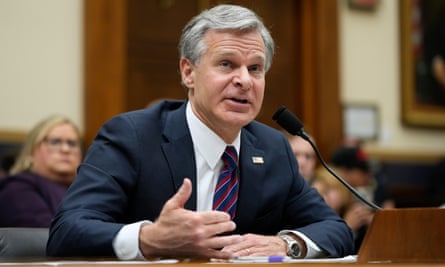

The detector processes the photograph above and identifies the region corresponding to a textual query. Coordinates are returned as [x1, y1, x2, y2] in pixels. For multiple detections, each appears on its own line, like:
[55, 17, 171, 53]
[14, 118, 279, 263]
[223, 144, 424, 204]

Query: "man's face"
[180, 29, 266, 141]
[289, 136, 316, 181]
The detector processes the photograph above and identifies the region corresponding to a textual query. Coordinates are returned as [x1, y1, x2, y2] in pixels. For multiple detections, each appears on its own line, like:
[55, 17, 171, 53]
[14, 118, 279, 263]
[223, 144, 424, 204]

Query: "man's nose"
[233, 66, 252, 90]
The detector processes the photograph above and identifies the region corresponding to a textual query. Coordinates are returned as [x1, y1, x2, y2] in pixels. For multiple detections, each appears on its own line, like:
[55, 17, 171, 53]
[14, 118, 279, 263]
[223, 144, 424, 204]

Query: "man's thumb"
[164, 178, 192, 210]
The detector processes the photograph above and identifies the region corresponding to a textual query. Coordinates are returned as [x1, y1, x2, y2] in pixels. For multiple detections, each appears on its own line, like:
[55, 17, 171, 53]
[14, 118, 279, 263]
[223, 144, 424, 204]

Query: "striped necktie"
[213, 146, 239, 219]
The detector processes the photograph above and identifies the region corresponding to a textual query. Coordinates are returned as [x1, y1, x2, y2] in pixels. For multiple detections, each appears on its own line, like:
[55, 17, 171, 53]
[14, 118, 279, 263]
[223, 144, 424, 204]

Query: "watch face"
[280, 234, 302, 258]
[291, 243, 301, 257]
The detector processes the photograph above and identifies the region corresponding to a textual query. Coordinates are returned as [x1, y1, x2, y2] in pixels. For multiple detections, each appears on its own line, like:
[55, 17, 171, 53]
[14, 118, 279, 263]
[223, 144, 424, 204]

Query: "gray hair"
[179, 4, 275, 72]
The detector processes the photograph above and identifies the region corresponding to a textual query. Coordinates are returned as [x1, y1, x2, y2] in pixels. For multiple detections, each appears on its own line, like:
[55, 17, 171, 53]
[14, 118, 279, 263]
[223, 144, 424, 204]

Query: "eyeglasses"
[42, 137, 80, 150]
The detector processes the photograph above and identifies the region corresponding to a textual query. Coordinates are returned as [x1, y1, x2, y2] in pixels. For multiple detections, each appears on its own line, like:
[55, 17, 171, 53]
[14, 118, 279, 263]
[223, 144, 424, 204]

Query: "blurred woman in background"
[0, 115, 82, 227]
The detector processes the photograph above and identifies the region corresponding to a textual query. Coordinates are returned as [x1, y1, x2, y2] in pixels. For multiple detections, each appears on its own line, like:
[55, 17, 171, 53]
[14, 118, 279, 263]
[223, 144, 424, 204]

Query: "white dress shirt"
[112, 102, 321, 259]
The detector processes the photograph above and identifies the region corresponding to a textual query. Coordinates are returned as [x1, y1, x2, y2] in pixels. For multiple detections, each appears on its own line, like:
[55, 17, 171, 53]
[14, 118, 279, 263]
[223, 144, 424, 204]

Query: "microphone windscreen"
[272, 106, 304, 135]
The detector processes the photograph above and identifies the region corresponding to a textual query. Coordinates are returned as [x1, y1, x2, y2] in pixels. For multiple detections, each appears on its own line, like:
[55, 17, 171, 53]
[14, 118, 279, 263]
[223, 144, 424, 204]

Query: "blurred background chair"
[0, 228, 48, 259]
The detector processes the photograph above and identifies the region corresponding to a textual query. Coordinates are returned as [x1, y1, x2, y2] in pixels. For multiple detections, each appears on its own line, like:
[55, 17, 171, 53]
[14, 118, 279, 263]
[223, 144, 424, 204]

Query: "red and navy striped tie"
[213, 146, 239, 219]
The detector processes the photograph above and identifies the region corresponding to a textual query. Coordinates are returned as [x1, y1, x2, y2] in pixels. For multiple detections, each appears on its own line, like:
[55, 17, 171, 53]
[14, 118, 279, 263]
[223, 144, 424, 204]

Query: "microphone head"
[272, 106, 304, 136]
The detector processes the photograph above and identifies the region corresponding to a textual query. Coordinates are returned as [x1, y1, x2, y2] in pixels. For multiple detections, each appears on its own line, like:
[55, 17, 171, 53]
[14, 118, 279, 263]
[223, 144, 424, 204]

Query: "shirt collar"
[186, 102, 240, 169]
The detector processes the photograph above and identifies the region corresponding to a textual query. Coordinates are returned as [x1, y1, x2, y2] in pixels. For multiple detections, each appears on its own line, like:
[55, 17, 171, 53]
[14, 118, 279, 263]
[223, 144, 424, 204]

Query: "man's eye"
[220, 61, 231, 68]
[249, 65, 263, 72]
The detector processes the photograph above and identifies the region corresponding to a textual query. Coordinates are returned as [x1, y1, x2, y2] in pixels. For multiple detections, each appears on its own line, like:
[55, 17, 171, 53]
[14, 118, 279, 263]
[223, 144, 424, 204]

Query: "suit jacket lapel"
[235, 128, 266, 230]
[158, 102, 267, 218]
[160, 102, 197, 211]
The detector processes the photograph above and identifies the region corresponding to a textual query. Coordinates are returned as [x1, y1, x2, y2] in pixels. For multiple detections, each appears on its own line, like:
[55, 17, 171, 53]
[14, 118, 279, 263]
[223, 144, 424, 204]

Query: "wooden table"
[1, 259, 445, 267]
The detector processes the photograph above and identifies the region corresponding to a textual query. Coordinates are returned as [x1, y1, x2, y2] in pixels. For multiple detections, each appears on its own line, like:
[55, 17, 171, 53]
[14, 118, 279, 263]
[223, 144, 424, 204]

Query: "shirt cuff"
[278, 230, 324, 258]
[112, 220, 151, 260]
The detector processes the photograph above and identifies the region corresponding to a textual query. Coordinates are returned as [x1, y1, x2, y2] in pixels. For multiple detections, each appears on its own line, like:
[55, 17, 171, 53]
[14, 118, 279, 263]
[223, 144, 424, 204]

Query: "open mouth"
[230, 97, 248, 104]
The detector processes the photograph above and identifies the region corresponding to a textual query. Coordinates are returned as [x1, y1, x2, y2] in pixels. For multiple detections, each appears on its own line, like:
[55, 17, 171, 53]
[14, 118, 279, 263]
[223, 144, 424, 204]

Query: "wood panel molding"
[365, 145, 445, 163]
[0, 131, 27, 143]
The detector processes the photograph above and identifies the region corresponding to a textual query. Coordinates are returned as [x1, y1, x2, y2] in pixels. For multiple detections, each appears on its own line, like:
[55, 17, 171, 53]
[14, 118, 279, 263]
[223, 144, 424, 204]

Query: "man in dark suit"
[47, 4, 353, 260]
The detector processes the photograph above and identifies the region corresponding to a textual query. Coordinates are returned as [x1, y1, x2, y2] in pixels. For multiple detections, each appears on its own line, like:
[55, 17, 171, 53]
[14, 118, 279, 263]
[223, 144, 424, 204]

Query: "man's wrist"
[278, 233, 307, 259]
[113, 221, 150, 260]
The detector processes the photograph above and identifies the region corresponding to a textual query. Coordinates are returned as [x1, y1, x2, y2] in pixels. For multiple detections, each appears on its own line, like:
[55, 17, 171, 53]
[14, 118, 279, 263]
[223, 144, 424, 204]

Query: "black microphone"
[273, 106, 382, 210]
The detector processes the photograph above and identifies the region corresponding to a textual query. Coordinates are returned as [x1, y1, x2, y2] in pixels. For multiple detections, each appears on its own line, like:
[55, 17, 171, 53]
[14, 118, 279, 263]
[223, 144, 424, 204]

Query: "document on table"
[227, 255, 357, 263]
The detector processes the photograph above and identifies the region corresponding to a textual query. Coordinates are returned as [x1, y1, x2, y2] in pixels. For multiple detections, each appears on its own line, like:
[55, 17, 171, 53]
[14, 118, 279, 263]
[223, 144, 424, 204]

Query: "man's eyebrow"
[213, 51, 266, 62]
[213, 51, 237, 58]
[251, 54, 266, 63]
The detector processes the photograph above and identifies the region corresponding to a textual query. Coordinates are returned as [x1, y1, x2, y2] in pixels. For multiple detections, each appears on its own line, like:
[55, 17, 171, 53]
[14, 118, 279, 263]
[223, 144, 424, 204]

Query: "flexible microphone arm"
[273, 106, 382, 210]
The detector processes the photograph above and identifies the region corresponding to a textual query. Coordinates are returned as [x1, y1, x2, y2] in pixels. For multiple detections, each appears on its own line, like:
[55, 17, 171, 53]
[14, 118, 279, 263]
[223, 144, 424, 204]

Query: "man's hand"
[220, 234, 287, 257]
[139, 178, 242, 259]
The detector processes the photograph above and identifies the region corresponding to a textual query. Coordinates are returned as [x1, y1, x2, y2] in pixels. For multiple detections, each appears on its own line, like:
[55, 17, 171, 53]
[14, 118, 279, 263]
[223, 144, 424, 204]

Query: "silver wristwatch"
[279, 234, 302, 258]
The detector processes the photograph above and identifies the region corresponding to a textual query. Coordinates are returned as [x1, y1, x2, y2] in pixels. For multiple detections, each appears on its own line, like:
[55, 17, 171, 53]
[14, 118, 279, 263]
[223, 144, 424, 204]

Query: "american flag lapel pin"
[251, 156, 264, 164]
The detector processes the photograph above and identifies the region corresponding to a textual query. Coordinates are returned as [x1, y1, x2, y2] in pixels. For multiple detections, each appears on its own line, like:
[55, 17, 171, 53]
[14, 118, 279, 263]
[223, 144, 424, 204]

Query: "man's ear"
[179, 58, 195, 88]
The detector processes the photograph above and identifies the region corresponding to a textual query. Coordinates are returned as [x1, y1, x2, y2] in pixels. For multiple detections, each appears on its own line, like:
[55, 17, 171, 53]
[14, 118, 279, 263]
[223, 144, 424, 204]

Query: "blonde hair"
[313, 166, 354, 214]
[9, 115, 81, 174]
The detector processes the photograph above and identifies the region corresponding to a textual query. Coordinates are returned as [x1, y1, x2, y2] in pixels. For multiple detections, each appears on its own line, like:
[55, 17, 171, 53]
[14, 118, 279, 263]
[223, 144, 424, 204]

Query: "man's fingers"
[199, 210, 232, 224]
[197, 234, 242, 249]
[163, 178, 192, 211]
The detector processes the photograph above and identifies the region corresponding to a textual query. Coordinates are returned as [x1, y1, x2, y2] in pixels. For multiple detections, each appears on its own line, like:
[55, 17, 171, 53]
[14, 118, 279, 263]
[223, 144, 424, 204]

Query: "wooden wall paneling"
[297, 0, 317, 133]
[258, 0, 301, 129]
[125, 0, 197, 110]
[315, 0, 343, 159]
[84, 0, 128, 147]
[251, 0, 301, 128]
[84, 0, 342, 159]
[84, 0, 198, 147]
[297, 0, 342, 159]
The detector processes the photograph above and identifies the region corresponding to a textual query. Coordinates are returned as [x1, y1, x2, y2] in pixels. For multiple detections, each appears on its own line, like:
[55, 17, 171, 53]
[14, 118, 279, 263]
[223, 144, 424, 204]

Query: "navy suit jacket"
[47, 100, 353, 258]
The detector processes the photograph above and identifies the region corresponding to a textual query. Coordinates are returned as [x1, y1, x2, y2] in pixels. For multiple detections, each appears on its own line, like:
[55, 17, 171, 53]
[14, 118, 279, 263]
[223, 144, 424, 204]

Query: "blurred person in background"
[0, 114, 82, 227]
[330, 145, 395, 253]
[331, 145, 395, 209]
[311, 167, 354, 216]
[287, 134, 317, 184]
